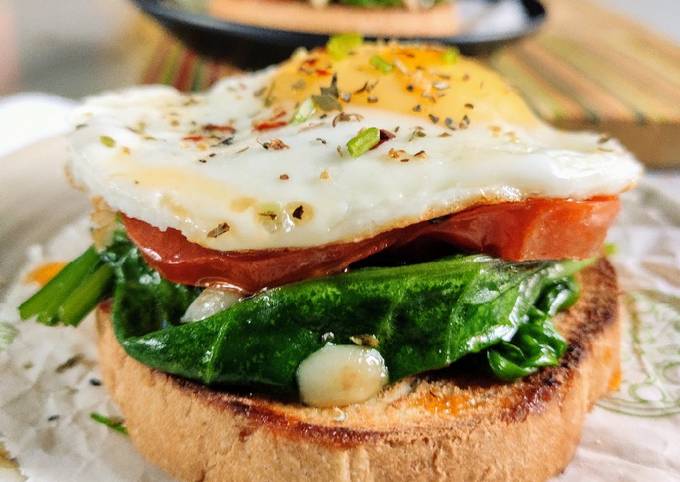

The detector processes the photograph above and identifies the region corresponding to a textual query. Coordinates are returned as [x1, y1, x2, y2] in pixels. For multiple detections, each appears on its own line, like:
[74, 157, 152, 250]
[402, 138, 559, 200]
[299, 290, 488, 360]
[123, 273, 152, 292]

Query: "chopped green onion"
[19, 247, 102, 325]
[90, 412, 128, 435]
[603, 242, 617, 256]
[370, 55, 393, 73]
[327, 33, 363, 60]
[58, 264, 114, 326]
[291, 97, 316, 124]
[346, 127, 380, 157]
[442, 47, 460, 64]
[99, 135, 116, 148]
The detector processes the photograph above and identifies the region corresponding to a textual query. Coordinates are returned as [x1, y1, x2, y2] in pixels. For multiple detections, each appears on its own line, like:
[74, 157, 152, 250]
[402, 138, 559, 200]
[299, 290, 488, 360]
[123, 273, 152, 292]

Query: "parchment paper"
[1, 176, 679, 482]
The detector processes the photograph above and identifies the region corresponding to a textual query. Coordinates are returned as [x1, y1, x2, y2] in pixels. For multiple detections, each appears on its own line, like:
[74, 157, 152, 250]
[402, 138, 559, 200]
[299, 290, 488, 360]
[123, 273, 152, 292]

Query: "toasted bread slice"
[207, 0, 459, 38]
[96, 259, 620, 482]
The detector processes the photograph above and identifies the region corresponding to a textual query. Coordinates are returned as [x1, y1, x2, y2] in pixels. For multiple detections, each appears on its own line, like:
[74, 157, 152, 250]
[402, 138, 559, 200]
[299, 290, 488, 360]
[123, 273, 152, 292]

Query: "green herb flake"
[291, 97, 316, 124]
[327, 33, 363, 60]
[442, 47, 460, 65]
[346, 127, 380, 157]
[603, 242, 618, 256]
[370, 55, 393, 73]
[90, 412, 128, 435]
[0, 322, 18, 353]
[312, 94, 342, 112]
[99, 136, 116, 148]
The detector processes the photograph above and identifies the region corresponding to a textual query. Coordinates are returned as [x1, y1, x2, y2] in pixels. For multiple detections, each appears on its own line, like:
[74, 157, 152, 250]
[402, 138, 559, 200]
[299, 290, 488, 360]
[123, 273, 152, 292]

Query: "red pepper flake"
[372, 129, 395, 150]
[253, 109, 288, 131]
[261, 138, 289, 150]
[279, 173, 290, 180]
[183, 135, 205, 142]
[253, 120, 287, 131]
[315, 69, 332, 77]
[302, 57, 319, 68]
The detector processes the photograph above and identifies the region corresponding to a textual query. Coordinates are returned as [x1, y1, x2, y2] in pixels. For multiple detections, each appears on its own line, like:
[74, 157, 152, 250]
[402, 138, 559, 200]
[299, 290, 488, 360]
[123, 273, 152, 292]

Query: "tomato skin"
[123, 216, 398, 293]
[428, 197, 620, 261]
[123, 197, 619, 293]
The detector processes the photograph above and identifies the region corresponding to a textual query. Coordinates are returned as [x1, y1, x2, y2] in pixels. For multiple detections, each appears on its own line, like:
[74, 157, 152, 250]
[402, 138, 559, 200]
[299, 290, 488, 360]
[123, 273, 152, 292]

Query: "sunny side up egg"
[68, 42, 642, 252]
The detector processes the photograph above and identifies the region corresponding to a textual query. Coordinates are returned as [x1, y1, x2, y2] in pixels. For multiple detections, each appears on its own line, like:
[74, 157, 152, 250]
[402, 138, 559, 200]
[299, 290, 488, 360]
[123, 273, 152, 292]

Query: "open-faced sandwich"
[20, 37, 642, 481]
[207, 0, 459, 38]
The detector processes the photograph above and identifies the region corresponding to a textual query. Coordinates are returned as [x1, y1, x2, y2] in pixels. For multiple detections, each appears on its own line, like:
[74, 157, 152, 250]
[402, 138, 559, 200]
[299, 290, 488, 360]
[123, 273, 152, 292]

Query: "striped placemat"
[488, 0, 680, 167]
[139, 0, 680, 167]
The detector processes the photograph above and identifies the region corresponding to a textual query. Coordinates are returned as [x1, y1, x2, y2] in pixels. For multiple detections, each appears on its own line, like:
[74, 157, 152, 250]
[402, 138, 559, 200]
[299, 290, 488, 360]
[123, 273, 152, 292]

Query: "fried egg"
[68, 43, 642, 251]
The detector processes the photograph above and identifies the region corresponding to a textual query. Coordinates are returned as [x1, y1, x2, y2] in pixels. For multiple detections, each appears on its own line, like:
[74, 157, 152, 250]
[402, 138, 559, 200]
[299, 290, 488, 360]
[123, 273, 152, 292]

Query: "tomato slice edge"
[123, 196, 620, 293]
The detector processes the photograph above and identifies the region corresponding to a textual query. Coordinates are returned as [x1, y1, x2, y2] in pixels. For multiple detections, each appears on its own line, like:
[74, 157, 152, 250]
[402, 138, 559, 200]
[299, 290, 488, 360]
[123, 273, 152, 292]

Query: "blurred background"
[1, 0, 677, 97]
[0, 0, 678, 165]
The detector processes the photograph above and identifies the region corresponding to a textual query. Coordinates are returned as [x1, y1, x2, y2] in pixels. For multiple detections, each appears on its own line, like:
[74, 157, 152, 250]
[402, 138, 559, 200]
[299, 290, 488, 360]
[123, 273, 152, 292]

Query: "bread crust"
[96, 259, 620, 482]
[207, 0, 459, 38]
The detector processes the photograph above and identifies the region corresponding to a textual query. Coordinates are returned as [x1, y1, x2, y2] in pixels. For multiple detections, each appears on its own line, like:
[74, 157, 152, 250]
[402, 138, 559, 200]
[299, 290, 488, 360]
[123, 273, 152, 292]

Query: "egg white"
[68, 69, 642, 251]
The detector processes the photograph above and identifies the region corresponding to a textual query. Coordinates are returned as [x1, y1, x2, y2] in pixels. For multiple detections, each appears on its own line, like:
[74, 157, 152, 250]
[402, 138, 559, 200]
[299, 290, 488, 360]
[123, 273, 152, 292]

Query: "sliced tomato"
[122, 197, 619, 293]
[426, 196, 620, 261]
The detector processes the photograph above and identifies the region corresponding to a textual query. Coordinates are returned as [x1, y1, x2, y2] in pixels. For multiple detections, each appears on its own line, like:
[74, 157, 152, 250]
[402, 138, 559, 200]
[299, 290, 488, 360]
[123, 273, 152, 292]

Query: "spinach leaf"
[20, 230, 587, 395]
[111, 235, 587, 393]
[103, 229, 200, 338]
